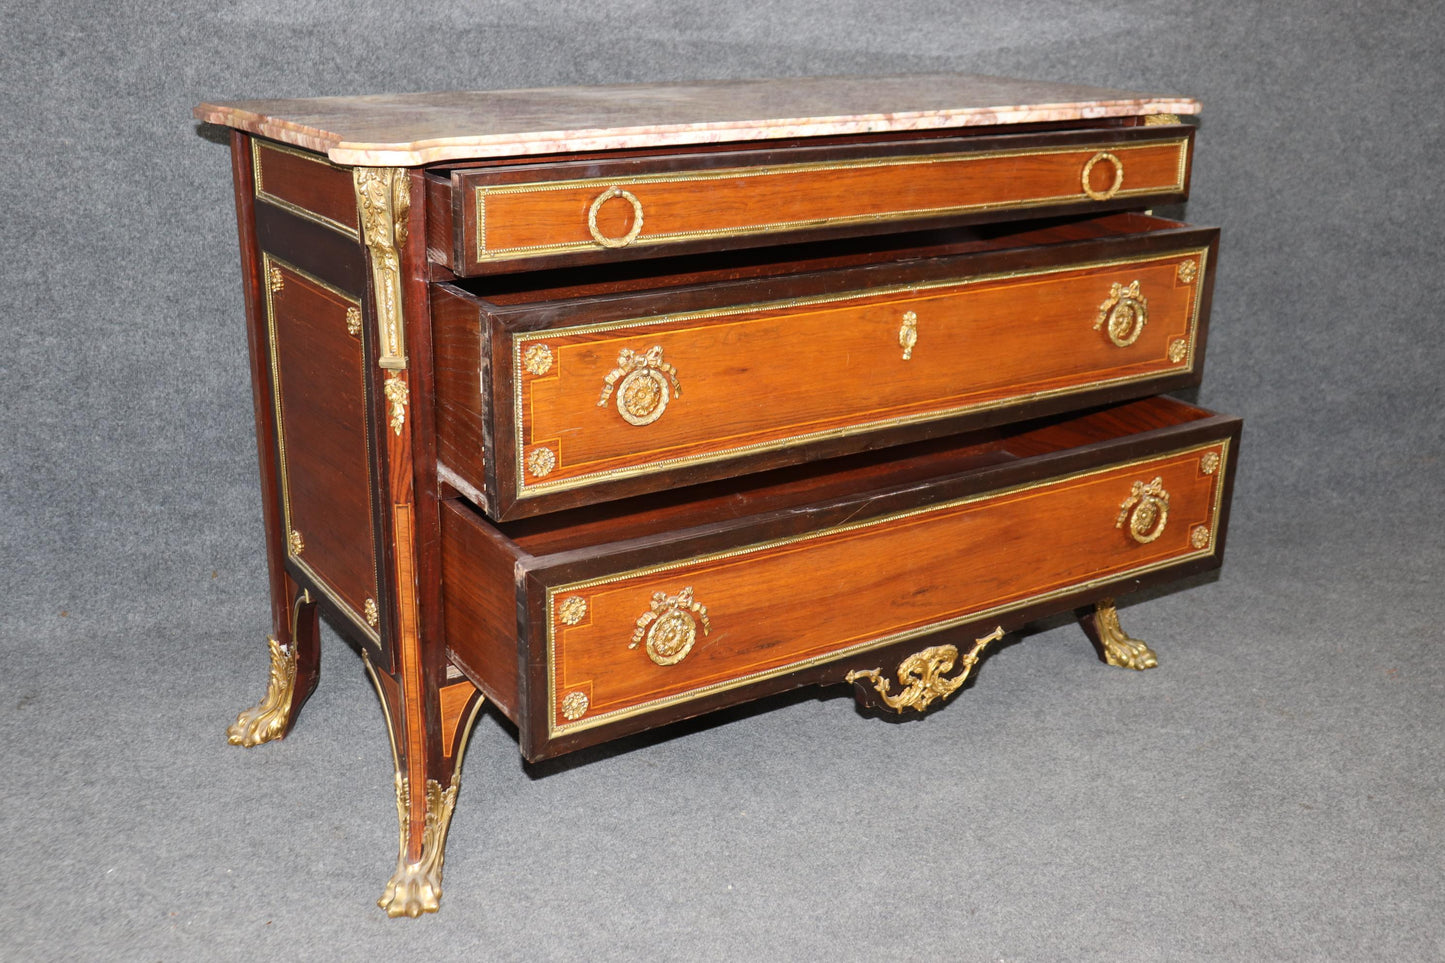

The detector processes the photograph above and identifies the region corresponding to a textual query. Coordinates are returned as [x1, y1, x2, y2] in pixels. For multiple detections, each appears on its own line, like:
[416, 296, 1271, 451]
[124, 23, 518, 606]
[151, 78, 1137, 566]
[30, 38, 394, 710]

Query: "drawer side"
[432, 285, 492, 511]
[440, 501, 522, 719]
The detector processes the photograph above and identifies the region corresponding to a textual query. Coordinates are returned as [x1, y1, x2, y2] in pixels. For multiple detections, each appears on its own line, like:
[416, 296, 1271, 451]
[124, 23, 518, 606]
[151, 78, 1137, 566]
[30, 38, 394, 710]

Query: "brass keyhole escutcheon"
[899, 310, 918, 360]
[587, 186, 644, 248]
[1081, 151, 1125, 201]
[1116, 476, 1170, 544]
[1095, 280, 1148, 348]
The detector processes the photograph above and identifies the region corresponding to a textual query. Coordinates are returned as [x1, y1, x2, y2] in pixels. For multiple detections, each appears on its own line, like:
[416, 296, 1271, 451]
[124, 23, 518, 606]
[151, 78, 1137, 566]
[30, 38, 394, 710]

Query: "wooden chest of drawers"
[196, 74, 1238, 917]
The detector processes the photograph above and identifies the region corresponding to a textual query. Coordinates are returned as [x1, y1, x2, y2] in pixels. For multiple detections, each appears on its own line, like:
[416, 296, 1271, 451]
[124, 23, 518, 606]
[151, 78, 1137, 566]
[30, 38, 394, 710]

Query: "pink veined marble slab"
[194, 73, 1198, 167]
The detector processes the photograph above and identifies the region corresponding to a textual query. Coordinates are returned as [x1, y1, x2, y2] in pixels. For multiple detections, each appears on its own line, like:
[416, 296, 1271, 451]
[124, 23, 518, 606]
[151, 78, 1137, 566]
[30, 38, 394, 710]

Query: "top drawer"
[430, 123, 1193, 275]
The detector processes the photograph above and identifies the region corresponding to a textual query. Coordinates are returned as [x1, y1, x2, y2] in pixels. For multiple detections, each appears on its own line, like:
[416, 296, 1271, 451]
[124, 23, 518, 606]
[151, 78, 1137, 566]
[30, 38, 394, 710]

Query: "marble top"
[194, 74, 1198, 167]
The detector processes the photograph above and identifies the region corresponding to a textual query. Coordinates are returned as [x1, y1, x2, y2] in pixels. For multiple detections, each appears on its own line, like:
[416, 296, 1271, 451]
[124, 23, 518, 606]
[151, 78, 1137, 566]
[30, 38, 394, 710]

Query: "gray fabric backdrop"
[3, 1, 1441, 959]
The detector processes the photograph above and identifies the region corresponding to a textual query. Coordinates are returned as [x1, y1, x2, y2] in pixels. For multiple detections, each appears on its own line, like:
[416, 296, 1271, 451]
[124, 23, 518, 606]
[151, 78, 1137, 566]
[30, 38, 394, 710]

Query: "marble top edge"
[194, 73, 1200, 167]
[323, 100, 1200, 167]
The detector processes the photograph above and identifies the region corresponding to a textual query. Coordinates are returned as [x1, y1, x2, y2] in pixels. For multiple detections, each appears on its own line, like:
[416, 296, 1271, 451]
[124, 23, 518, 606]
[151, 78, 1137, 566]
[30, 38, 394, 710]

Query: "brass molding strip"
[252, 140, 361, 239]
[477, 138, 1189, 263]
[261, 251, 381, 643]
[513, 246, 1209, 496]
[362, 649, 403, 775]
[546, 437, 1229, 738]
[448, 688, 487, 775]
[364, 651, 486, 795]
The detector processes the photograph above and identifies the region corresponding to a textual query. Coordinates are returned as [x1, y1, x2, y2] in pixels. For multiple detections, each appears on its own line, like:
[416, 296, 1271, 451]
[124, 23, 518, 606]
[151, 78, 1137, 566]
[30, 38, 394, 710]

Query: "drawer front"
[543, 437, 1230, 739]
[450, 127, 1192, 273]
[511, 243, 1211, 502]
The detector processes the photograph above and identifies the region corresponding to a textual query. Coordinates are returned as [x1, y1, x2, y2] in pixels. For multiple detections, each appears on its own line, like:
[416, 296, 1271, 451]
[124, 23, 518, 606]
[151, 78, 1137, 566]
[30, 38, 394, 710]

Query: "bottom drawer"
[442, 396, 1240, 760]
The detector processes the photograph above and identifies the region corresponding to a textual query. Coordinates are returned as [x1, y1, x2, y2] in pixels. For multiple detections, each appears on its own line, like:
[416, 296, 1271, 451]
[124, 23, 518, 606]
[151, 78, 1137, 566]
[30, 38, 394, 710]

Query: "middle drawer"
[433, 213, 1218, 520]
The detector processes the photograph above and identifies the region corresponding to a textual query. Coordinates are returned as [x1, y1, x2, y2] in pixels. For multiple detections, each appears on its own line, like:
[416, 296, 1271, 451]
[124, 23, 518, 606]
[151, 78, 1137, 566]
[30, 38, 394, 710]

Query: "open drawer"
[440, 395, 1241, 761]
[433, 213, 1219, 520]
[428, 121, 1192, 275]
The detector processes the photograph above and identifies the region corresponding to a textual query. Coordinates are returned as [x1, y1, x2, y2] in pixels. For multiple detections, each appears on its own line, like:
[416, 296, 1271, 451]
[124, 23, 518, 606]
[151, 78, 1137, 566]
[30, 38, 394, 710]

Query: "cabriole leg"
[363, 652, 485, 918]
[1078, 597, 1158, 671]
[227, 583, 321, 746]
[354, 164, 484, 917]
